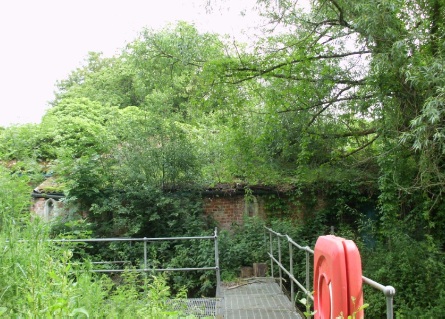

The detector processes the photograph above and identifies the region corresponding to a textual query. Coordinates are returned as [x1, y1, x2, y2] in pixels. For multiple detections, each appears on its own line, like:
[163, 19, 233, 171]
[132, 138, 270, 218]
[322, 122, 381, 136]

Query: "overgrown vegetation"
[0, 167, 211, 318]
[1, 0, 445, 316]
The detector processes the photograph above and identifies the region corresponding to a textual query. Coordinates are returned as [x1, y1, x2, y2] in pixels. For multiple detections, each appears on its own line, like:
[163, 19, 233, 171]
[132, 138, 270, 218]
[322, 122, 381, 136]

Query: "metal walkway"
[166, 298, 220, 317]
[55, 227, 395, 318]
[218, 277, 303, 319]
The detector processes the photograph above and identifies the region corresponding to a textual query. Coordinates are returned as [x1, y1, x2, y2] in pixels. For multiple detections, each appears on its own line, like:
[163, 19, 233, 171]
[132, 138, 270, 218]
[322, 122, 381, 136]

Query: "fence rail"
[53, 228, 221, 291]
[264, 226, 396, 319]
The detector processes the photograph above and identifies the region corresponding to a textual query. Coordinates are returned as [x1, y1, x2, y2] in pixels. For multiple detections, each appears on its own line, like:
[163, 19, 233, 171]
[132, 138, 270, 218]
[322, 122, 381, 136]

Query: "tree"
[200, 0, 445, 242]
[106, 106, 200, 190]
[126, 22, 225, 119]
[46, 23, 221, 234]
[54, 52, 139, 108]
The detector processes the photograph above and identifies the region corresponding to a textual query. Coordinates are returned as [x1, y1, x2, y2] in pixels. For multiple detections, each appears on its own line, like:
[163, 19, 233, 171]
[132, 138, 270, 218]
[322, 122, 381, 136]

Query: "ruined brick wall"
[31, 198, 65, 221]
[30, 192, 268, 229]
[32, 198, 46, 217]
[203, 195, 265, 230]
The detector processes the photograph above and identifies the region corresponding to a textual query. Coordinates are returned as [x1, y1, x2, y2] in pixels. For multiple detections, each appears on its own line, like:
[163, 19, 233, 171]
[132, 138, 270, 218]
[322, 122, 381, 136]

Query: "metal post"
[278, 236, 283, 290]
[305, 250, 310, 299]
[363, 277, 395, 319]
[143, 237, 148, 270]
[386, 295, 394, 319]
[269, 231, 274, 278]
[385, 286, 396, 319]
[263, 228, 267, 267]
[214, 228, 221, 295]
[289, 240, 294, 306]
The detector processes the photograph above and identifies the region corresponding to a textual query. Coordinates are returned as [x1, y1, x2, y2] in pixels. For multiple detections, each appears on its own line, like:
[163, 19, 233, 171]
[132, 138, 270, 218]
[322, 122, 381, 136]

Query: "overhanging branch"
[308, 127, 377, 138]
[340, 134, 380, 158]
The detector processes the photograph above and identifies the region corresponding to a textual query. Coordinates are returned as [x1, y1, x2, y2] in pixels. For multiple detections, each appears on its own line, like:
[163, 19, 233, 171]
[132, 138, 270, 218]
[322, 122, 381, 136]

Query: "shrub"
[362, 231, 445, 318]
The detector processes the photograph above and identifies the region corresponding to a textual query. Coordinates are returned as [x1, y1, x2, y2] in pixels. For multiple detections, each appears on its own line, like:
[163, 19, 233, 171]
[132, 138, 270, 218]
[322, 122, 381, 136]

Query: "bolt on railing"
[264, 226, 396, 319]
[53, 228, 221, 292]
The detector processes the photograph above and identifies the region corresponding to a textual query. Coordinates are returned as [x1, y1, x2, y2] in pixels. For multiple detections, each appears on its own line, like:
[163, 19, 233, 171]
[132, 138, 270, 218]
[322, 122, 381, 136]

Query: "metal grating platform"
[219, 278, 303, 319]
[166, 298, 221, 317]
[166, 278, 303, 318]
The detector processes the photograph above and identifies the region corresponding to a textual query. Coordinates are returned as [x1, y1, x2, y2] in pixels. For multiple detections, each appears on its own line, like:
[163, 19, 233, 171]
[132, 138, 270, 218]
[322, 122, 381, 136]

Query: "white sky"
[0, 0, 263, 127]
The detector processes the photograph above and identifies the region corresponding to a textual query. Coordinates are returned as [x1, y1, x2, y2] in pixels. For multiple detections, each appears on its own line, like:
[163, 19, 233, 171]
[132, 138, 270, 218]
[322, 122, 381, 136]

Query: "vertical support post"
[289, 239, 294, 306]
[305, 250, 310, 299]
[386, 295, 394, 319]
[278, 236, 283, 290]
[143, 237, 147, 270]
[263, 228, 267, 267]
[269, 231, 274, 278]
[384, 286, 396, 319]
[214, 227, 221, 296]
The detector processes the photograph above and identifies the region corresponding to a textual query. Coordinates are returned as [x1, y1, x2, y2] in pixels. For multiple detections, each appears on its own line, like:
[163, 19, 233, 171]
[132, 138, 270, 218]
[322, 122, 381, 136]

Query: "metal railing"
[264, 226, 396, 319]
[53, 228, 221, 291]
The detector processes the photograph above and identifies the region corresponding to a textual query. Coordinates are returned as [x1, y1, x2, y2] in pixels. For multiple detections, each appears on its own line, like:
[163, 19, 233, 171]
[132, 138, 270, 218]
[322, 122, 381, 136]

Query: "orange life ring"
[313, 235, 364, 319]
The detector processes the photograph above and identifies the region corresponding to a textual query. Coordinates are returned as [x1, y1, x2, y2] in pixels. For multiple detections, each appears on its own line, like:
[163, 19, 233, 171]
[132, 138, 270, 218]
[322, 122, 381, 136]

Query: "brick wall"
[31, 193, 268, 230]
[203, 195, 265, 230]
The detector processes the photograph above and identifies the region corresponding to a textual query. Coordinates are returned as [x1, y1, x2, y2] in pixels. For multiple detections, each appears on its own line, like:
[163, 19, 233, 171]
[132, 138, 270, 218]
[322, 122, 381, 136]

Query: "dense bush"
[362, 231, 445, 318]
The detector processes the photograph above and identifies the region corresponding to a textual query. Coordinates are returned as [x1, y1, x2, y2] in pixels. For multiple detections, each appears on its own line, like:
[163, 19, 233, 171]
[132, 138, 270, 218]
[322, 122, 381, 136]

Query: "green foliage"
[51, 188, 214, 296]
[42, 98, 114, 156]
[166, 235, 217, 296]
[218, 217, 313, 290]
[335, 297, 369, 319]
[129, 22, 224, 115]
[0, 166, 32, 231]
[0, 168, 209, 318]
[299, 296, 316, 318]
[0, 230, 198, 317]
[0, 168, 95, 317]
[0, 124, 42, 160]
[55, 52, 139, 108]
[109, 111, 201, 189]
[3, 6, 445, 315]
[219, 217, 268, 268]
[86, 187, 206, 238]
[362, 230, 445, 318]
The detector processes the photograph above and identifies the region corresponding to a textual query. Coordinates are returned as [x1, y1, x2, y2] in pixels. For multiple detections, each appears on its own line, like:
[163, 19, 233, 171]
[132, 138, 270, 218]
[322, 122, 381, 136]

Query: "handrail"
[54, 228, 221, 292]
[265, 226, 314, 304]
[52, 235, 216, 242]
[362, 276, 396, 318]
[264, 226, 396, 319]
